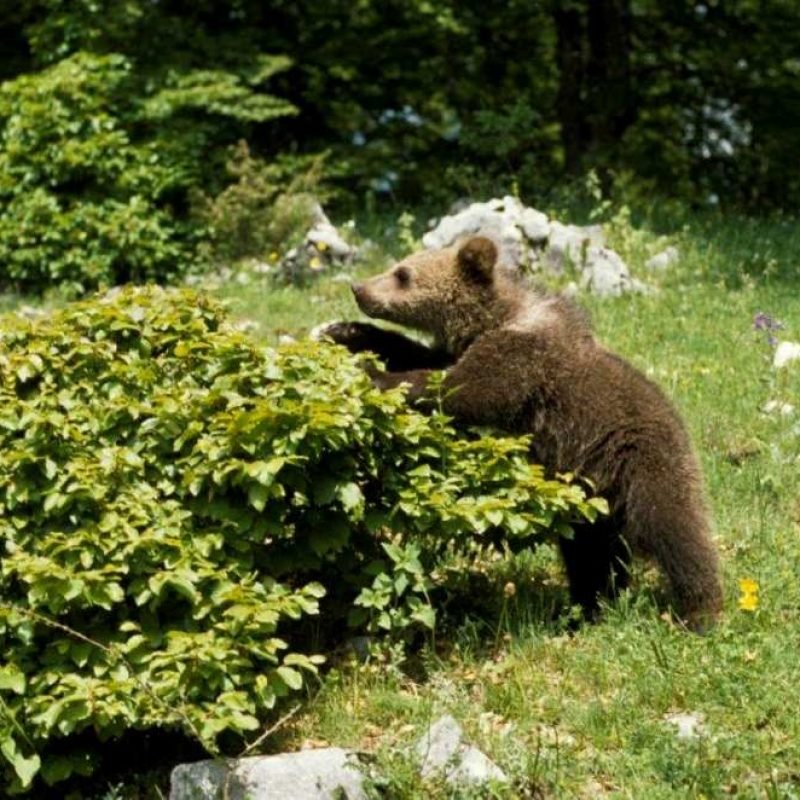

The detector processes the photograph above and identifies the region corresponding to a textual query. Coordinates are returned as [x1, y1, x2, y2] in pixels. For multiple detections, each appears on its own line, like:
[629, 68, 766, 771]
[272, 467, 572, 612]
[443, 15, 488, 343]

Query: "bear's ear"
[457, 236, 498, 284]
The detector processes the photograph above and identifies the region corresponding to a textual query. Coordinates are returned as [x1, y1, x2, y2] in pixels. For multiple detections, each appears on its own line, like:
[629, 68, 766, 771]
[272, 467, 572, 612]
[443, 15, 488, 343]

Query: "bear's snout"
[351, 282, 375, 315]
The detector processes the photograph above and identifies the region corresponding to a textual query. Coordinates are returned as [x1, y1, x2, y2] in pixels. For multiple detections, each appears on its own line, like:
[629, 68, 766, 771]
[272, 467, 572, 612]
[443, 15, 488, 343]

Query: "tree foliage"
[0, 0, 798, 291]
[0, 286, 602, 793]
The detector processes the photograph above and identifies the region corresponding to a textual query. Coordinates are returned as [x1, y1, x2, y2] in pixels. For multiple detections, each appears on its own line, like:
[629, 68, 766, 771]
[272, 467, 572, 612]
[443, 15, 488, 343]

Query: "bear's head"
[351, 237, 511, 354]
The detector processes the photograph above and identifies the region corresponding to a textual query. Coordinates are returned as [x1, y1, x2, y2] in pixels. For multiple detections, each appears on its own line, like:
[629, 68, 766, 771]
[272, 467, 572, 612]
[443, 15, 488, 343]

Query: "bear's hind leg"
[558, 513, 631, 621]
[627, 476, 723, 631]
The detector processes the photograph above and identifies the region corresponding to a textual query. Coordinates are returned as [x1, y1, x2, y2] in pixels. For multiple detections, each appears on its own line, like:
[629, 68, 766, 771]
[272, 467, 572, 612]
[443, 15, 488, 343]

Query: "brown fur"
[323, 237, 723, 629]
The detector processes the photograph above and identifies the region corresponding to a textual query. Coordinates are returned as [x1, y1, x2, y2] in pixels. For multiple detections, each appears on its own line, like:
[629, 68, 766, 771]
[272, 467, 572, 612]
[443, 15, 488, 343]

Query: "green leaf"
[411, 604, 436, 630]
[276, 666, 303, 691]
[1, 737, 41, 788]
[0, 665, 26, 694]
[248, 483, 269, 512]
[337, 482, 364, 514]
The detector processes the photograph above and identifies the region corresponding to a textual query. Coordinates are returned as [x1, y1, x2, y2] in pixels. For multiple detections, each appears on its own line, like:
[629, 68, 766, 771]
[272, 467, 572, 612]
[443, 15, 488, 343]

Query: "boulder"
[422, 197, 643, 295]
[580, 247, 637, 297]
[169, 748, 366, 800]
[645, 246, 680, 271]
[276, 203, 357, 282]
[422, 195, 533, 269]
[545, 221, 605, 274]
[415, 714, 507, 786]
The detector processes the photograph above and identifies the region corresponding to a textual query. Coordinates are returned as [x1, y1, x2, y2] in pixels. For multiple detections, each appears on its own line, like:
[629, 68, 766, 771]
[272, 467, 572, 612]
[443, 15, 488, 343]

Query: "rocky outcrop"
[423, 195, 645, 296]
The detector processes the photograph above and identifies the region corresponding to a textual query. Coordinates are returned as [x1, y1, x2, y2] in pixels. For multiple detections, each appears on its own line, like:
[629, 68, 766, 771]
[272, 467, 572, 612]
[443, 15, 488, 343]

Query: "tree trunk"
[553, 1, 587, 173]
[586, 0, 636, 156]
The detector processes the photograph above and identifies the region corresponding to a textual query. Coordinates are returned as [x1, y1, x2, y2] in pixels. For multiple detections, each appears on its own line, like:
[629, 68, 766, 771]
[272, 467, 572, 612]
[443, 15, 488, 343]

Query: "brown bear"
[321, 236, 723, 629]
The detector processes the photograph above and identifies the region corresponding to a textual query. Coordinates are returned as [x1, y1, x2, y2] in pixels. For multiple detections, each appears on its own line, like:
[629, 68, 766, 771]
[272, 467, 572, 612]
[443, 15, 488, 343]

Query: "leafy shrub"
[0, 52, 298, 294]
[0, 287, 603, 793]
[0, 53, 195, 294]
[193, 141, 325, 265]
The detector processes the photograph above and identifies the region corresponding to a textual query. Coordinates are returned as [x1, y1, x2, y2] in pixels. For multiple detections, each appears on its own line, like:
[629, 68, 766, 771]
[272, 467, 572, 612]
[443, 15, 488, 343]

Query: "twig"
[222, 703, 302, 800]
[0, 602, 209, 753]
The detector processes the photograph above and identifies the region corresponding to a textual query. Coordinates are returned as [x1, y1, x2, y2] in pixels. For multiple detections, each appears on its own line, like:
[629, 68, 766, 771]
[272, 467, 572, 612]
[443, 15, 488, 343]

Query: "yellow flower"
[738, 578, 759, 612]
[269, 251, 279, 262]
[316, 241, 328, 252]
[309, 256, 323, 271]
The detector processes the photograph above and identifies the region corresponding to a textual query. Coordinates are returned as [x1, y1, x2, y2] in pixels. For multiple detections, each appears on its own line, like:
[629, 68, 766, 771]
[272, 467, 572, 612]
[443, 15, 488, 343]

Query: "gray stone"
[275, 201, 358, 281]
[580, 246, 635, 297]
[415, 714, 507, 786]
[519, 207, 550, 244]
[545, 221, 605, 274]
[645, 246, 680, 271]
[663, 711, 707, 740]
[422, 198, 647, 295]
[448, 746, 508, 784]
[169, 748, 367, 800]
[416, 714, 462, 775]
[306, 221, 354, 259]
[421, 196, 540, 269]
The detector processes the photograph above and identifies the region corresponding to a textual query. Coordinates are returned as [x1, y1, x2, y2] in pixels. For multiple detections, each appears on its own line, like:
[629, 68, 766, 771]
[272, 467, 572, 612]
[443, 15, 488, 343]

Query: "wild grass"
[212, 211, 800, 799]
[7, 208, 800, 798]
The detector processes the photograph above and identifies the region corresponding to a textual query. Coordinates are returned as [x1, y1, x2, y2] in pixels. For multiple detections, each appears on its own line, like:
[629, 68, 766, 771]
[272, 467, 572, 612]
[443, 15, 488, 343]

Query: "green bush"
[0, 287, 603, 793]
[0, 51, 298, 295]
[0, 53, 195, 294]
[193, 141, 325, 265]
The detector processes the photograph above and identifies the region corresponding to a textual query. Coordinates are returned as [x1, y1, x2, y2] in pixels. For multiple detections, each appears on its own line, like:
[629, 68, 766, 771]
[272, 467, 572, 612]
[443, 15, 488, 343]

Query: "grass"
[8, 207, 800, 798]
[212, 211, 800, 799]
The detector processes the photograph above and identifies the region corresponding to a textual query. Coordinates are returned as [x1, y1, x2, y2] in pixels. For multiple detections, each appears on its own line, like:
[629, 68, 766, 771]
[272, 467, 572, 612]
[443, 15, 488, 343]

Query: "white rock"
[519, 208, 550, 243]
[773, 341, 800, 369]
[580, 247, 635, 297]
[169, 748, 366, 800]
[663, 711, 706, 740]
[307, 223, 353, 259]
[422, 197, 535, 269]
[544, 222, 605, 274]
[415, 714, 507, 786]
[416, 714, 462, 775]
[421, 199, 645, 295]
[762, 399, 795, 416]
[448, 746, 507, 784]
[645, 246, 680, 271]
[308, 200, 329, 227]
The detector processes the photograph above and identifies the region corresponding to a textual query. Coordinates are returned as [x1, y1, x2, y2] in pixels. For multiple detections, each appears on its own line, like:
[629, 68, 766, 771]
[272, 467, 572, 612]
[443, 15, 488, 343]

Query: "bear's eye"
[395, 266, 411, 287]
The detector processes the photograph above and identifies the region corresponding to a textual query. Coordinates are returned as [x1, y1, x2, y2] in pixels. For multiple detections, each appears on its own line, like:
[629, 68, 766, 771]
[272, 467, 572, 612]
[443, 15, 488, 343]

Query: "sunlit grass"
[5, 210, 800, 798]
[211, 213, 800, 799]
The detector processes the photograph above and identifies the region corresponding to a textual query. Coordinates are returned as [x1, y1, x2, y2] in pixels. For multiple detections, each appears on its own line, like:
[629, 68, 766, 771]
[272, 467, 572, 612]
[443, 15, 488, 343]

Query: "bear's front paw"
[310, 320, 358, 344]
[311, 321, 378, 354]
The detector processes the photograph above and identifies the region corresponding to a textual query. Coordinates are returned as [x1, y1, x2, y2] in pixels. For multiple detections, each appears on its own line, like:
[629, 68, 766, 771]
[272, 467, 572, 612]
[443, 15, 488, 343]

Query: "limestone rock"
[276, 202, 357, 282]
[415, 714, 507, 786]
[169, 748, 366, 800]
[773, 341, 800, 369]
[545, 221, 605, 274]
[422, 195, 541, 269]
[645, 246, 680, 271]
[422, 197, 644, 295]
[580, 247, 636, 297]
